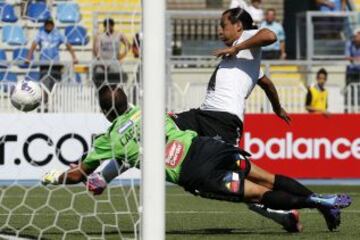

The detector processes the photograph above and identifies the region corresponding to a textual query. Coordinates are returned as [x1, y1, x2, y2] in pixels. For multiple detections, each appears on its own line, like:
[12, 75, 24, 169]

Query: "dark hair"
[44, 18, 54, 26]
[103, 18, 115, 27]
[98, 84, 128, 121]
[317, 68, 328, 79]
[222, 7, 257, 30]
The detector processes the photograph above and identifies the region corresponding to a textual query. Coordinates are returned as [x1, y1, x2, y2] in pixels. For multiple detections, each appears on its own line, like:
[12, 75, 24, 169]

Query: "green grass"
[0, 185, 359, 239]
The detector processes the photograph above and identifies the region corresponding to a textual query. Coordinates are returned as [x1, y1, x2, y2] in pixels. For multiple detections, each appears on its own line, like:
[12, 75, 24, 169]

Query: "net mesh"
[0, 0, 142, 239]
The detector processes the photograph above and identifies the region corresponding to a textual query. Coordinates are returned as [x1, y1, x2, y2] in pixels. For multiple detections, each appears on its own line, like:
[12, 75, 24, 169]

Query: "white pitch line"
[0, 234, 32, 240]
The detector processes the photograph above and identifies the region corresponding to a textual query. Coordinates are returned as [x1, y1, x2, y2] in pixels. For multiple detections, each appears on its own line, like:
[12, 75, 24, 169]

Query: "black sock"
[273, 175, 313, 197]
[260, 191, 316, 210]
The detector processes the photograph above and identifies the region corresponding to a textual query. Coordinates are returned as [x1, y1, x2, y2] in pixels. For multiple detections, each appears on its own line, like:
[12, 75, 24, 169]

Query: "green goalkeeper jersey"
[83, 106, 197, 183]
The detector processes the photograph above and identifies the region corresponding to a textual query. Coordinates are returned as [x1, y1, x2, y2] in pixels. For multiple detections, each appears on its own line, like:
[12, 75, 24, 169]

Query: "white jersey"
[201, 30, 263, 122]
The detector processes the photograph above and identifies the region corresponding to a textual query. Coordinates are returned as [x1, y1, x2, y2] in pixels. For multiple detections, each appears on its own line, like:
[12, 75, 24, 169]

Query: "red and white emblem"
[165, 141, 184, 168]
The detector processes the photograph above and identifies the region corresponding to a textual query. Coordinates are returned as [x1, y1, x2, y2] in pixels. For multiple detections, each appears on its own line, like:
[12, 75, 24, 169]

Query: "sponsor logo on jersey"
[118, 120, 134, 134]
[165, 141, 184, 168]
[244, 132, 360, 160]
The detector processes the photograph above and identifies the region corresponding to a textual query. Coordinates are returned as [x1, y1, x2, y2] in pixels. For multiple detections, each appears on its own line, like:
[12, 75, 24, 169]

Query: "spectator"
[315, 0, 346, 12]
[345, 27, 360, 110]
[93, 18, 131, 87]
[229, 0, 264, 26]
[305, 68, 329, 115]
[26, 19, 78, 111]
[314, 0, 348, 39]
[260, 9, 286, 59]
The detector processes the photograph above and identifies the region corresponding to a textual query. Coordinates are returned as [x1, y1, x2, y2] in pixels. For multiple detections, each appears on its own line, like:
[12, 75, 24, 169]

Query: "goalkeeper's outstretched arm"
[42, 159, 127, 193]
[42, 162, 97, 185]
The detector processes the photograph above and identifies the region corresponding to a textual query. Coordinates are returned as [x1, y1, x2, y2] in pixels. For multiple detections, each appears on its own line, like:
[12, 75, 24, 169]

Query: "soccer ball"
[10, 81, 42, 112]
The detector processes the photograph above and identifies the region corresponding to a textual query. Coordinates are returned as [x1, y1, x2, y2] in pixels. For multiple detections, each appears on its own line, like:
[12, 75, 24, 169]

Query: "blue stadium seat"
[25, 71, 40, 81]
[0, 71, 17, 93]
[57, 3, 80, 23]
[0, 49, 7, 68]
[0, 3, 18, 22]
[0, 71, 17, 82]
[65, 26, 89, 46]
[13, 48, 35, 68]
[26, 2, 51, 22]
[2, 25, 27, 45]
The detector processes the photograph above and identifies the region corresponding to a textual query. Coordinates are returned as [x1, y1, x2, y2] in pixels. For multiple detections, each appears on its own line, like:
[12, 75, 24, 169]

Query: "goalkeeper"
[42, 85, 351, 231]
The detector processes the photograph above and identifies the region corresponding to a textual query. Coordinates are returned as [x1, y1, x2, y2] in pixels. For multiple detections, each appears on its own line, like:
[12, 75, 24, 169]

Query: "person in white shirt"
[230, 0, 264, 26]
[93, 18, 131, 87]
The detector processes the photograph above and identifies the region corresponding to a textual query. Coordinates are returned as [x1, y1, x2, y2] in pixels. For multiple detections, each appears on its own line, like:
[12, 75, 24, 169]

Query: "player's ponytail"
[223, 7, 257, 30]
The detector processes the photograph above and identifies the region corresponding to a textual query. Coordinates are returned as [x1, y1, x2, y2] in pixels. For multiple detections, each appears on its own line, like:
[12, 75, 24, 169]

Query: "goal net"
[0, 0, 165, 239]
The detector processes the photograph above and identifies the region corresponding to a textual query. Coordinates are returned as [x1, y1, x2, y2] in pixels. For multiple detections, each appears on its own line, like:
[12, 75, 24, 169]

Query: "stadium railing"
[296, 11, 359, 60]
[1, 59, 358, 114]
[167, 10, 223, 56]
[345, 82, 360, 113]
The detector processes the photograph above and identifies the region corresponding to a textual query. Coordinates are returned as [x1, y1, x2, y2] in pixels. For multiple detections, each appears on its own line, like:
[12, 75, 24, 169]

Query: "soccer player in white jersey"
[172, 8, 290, 147]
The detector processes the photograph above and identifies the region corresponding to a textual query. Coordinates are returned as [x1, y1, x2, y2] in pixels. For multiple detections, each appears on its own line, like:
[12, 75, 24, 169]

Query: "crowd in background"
[3, 0, 359, 113]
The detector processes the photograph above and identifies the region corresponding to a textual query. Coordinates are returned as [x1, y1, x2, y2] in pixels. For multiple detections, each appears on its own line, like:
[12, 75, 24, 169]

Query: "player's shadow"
[167, 228, 292, 235]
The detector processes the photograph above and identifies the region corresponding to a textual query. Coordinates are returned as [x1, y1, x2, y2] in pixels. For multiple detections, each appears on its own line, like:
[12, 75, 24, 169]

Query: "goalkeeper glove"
[87, 172, 107, 195]
[42, 170, 62, 185]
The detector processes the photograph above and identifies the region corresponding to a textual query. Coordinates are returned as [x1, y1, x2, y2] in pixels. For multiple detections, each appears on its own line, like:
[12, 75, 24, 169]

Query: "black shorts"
[179, 137, 251, 202]
[171, 109, 243, 146]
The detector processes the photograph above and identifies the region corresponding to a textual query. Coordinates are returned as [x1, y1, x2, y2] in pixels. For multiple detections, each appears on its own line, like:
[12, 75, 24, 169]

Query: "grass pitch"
[0, 185, 359, 239]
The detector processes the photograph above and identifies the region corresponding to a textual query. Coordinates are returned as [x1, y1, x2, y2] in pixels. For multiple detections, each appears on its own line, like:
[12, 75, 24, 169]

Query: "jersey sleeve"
[242, 29, 260, 40]
[277, 24, 286, 41]
[258, 68, 265, 79]
[82, 134, 114, 170]
[235, 30, 261, 60]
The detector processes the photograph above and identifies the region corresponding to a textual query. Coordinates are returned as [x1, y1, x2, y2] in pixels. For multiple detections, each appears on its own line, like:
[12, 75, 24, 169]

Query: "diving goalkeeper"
[42, 85, 351, 232]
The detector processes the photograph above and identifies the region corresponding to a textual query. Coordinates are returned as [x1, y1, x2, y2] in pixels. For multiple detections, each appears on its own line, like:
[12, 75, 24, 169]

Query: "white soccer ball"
[11, 81, 42, 112]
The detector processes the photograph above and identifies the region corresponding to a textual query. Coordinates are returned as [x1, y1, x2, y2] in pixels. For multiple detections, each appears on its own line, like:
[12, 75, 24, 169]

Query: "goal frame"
[142, 0, 166, 239]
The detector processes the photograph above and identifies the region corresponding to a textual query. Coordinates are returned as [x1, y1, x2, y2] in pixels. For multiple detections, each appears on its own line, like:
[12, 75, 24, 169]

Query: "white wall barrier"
[0, 114, 110, 180]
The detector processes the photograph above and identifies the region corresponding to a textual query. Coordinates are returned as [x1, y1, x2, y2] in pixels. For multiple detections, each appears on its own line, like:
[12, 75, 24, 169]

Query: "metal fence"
[1, 59, 359, 114]
[0, 80, 307, 114]
[345, 82, 360, 113]
[168, 10, 223, 56]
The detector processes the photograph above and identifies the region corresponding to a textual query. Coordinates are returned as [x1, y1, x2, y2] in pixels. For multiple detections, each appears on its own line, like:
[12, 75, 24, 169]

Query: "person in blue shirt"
[26, 19, 78, 111]
[260, 9, 286, 60]
[316, 0, 347, 12]
[26, 19, 78, 88]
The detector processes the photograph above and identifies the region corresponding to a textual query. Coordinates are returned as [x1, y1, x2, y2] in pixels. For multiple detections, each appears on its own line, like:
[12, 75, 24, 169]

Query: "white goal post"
[142, 0, 166, 239]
